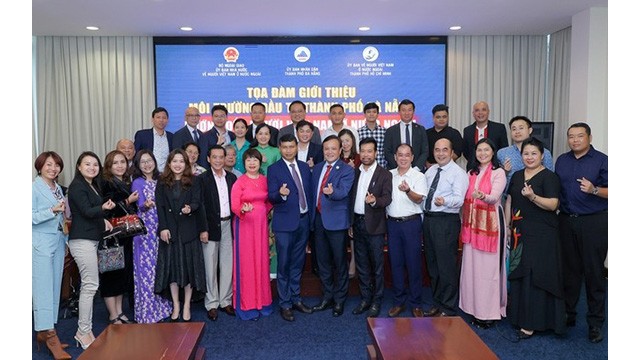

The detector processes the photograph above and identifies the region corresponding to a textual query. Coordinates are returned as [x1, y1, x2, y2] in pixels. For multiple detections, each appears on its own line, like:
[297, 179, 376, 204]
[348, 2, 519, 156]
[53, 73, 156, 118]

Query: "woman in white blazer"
[32, 151, 72, 360]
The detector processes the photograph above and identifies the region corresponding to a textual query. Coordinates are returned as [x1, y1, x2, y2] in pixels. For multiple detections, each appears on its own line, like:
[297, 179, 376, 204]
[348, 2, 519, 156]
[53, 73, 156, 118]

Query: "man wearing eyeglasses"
[173, 106, 208, 166]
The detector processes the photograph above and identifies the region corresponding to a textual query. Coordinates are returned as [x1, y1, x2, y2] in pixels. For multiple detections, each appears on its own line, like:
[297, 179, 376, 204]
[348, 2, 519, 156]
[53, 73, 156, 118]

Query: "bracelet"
[404, 188, 411, 194]
[531, 195, 537, 202]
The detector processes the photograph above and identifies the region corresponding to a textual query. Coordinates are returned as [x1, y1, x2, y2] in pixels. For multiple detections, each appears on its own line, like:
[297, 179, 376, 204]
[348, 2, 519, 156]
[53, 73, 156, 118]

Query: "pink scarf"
[460, 166, 499, 252]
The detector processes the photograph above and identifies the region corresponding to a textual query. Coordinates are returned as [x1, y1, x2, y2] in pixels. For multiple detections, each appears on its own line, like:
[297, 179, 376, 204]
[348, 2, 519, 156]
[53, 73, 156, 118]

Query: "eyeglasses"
[186, 114, 201, 118]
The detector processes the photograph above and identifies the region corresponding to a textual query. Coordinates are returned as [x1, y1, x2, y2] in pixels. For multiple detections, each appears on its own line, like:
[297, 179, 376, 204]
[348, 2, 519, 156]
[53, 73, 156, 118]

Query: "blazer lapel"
[34, 177, 59, 206]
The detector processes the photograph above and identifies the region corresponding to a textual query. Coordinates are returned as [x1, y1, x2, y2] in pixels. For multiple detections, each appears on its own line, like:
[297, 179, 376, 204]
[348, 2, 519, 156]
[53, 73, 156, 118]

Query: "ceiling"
[32, 0, 607, 37]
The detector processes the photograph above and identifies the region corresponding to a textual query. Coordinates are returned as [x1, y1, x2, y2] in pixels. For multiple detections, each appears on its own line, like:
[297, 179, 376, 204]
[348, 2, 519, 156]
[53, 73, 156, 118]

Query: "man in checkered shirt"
[358, 102, 387, 168]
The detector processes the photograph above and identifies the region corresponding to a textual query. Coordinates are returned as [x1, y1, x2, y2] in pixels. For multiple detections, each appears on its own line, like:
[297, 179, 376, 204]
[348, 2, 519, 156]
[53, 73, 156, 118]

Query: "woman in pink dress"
[231, 148, 273, 320]
[459, 138, 507, 329]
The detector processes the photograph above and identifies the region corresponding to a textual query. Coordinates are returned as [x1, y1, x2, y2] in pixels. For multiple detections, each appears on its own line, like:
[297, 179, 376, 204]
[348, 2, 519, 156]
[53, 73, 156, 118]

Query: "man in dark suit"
[200, 105, 236, 165]
[199, 145, 237, 321]
[134, 106, 174, 171]
[462, 101, 509, 170]
[173, 106, 208, 166]
[295, 120, 324, 170]
[246, 102, 279, 147]
[267, 134, 314, 322]
[278, 100, 321, 145]
[310, 135, 355, 317]
[383, 99, 429, 171]
[349, 138, 392, 318]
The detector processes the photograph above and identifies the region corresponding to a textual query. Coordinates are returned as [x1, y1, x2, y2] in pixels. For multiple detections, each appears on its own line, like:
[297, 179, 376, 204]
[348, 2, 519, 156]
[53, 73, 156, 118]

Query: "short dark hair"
[363, 102, 379, 113]
[152, 107, 168, 118]
[521, 137, 545, 155]
[182, 141, 201, 155]
[509, 115, 532, 128]
[243, 148, 263, 163]
[399, 99, 415, 111]
[132, 149, 159, 180]
[251, 102, 266, 111]
[289, 100, 306, 111]
[233, 118, 248, 129]
[329, 103, 344, 112]
[469, 138, 501, 175]
[359, 137, 377, 150]
[568, 122, 591, 136]
[322, 134, 340, 147]
[34, 151, 64, 174]
[208, 144, 226, 157]
[212, 104, 228, 115]
[431, 104, 449, 115]
[73, 151, 103, 187]
[296, 119, 315, 132]
[279, 133, 297, 146]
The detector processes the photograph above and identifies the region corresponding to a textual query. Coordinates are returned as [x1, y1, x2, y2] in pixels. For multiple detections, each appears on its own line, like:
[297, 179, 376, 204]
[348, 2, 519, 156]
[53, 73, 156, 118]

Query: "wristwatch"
[591, 187, 599, 195]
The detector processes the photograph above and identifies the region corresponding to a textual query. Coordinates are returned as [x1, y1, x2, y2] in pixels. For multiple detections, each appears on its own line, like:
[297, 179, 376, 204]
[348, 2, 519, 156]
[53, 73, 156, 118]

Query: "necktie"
[317, 164, 332, 212]
[425, 167, 442, 211]
[405, 124, 411, 146]
[193, 129, 199, 142]
[289, 163, 307, 211]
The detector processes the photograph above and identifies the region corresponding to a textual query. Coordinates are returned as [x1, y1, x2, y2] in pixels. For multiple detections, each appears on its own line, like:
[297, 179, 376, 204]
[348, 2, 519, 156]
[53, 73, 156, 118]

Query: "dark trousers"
[353, 215, 385, 306]
[314, 213, 349, 305]
[275, 213, 310, 309]
[387, 217, 423, 308]
[559, 212, 608, 328]
[423, 212, 461, 315]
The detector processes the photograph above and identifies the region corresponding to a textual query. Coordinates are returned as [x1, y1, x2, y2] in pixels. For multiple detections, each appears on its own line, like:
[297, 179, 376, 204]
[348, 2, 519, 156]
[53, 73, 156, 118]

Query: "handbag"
[97, 232, 125, 273]
[108, 203, 147, 238]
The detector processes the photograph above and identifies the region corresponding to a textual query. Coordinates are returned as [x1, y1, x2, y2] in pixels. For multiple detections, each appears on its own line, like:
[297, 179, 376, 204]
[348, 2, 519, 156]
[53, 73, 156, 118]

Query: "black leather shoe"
[332, 303, 344, 317]
[292, 302, 313, 314]
[588, 327, 603, 343]
[516, 329, 534, 340]
[312, 299, 335, 312]
[387, 305, 405, 318]
[352, 302, 371, 315]
[566, 317, 576, 327]
[425, 307, 442, 317]
[280, 308, 294, 322]
[367, 304, 381, 318]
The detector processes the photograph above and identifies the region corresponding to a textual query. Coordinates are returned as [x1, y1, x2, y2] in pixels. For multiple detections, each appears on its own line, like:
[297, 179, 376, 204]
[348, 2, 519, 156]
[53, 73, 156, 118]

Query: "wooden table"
[367, 317, 498, 360]
[78, 322, 205, 360]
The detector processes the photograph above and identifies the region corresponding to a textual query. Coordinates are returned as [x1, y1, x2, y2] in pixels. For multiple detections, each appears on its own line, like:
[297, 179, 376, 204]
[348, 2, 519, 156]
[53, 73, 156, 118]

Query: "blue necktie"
[193, 129, 199, 142]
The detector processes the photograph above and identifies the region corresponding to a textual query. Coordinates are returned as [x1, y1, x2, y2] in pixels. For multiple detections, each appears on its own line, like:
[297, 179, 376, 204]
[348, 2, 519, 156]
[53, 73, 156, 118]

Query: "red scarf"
[460, 166, 499, 252]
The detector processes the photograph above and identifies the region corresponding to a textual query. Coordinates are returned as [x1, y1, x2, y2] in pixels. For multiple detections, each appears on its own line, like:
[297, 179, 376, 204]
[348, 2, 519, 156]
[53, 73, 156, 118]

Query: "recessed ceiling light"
[180, 27, 193, 32]
[86, 26, 99, 31]
[449, 25, 462, 31]
[350, 39, 361, 43]
[358, 26, 370, 31]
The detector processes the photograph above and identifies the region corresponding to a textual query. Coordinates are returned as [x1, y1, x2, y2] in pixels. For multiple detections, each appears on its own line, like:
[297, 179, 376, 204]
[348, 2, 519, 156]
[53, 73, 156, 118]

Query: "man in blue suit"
[267, 134, 314, 322]
[134, 106, 174, 171]
[173, 106, 208, 166]
[310, 135, 355, 317]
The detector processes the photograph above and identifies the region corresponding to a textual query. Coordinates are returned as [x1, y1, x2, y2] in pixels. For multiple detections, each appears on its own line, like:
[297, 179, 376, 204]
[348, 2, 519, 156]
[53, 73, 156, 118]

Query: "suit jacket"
[310, 159, 355, 231]
[383, 121, 429, 171]
[349, 165, 393, 235]
[134, 128, 174, 153]
[155, 178, 206, 244]
[199, 170, 237, 242]
[199, 128, 236, 166]
[246, 123, 279, 147]
[462, 120, 509, 167]
[68, 177, 107, 241]
[32, 176, 65, 234]
[173, 125, 207, 151]
[267, 159, 313, 232]
[305, 142, 324, 166]
[278, 123, 322, 145]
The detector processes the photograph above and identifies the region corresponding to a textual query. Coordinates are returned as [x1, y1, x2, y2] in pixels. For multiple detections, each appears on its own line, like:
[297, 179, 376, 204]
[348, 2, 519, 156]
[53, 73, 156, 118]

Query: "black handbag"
[97, 231, 125, 273]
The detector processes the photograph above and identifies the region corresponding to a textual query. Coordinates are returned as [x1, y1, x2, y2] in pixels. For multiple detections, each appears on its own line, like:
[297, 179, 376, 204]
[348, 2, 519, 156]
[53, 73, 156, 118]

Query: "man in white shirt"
[422, 138, 468, 318]
[321, 104, 360, 150]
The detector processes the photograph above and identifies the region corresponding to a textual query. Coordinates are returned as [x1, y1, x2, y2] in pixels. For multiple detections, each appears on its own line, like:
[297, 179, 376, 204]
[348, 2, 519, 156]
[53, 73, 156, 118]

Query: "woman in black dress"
[100, 150, 139, 324]
[155, 149, 207, 322]
[505, 137, 566, 339]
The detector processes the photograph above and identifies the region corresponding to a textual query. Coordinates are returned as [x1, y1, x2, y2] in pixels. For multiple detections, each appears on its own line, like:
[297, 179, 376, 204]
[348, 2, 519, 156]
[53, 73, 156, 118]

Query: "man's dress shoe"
[589, 327, 603, 343]
[207, 308, 218, 321]
[292, 302, 313, 314]
[221, 305, 236, 316]
[425, 307, 447, 317]
[412, 307, 424, 317]
[387, 305, 405, 317]
[332, 303, 344, 317]
[367, 304, 381, 318]
[280, 308, 294, 322]
[312, 299, 335, 312]
[352, 302, 371, 315]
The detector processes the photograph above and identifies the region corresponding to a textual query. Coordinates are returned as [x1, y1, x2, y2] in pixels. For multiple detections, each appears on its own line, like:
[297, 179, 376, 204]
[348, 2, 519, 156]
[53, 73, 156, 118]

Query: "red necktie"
[317, 164, 332, 212]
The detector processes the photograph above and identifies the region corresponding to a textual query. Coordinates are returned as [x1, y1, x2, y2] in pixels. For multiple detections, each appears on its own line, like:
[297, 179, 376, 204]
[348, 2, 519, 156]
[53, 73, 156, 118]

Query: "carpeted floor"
[32, 280, 607, 360]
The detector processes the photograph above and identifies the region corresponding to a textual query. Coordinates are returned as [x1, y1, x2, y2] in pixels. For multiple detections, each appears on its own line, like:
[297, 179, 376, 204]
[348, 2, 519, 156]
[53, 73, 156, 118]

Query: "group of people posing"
[32, 98, 608, 359]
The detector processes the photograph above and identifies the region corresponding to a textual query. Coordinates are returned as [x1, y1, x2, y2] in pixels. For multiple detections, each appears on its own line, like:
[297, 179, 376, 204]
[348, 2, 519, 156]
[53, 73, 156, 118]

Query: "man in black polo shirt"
[555, 122, 608, 343]
[425, 104, 464, 170]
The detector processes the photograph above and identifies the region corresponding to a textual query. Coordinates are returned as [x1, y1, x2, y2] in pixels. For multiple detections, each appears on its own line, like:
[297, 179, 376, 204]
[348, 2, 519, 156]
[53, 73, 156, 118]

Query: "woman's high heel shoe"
[36, 329, 72, 360]
[74, 332, 94, 350]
